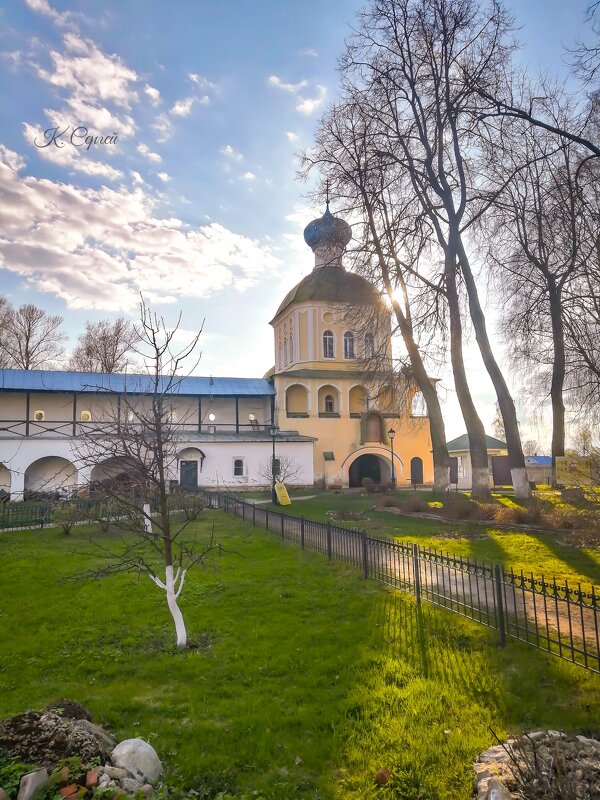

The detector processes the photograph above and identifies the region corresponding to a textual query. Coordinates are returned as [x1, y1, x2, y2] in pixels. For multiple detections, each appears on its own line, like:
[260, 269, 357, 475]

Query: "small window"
[289, 336, 294, 362]
[33, 410, 45, 422]
[208, 412, 216, 422]
[233, 458, 244, 477]
[325, 394, 334, 413]
[80, 410, 92, 422]
[284, 338, 288, 365]
[272, 457, 281, 476]
[323, 330, 334, 359]
[344, 331, 355, 359]
[364, 333, 374, 359]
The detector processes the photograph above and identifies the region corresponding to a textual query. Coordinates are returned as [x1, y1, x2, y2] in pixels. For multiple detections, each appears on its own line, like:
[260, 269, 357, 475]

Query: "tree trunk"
[165, 564, 187, 648]
[445, 250, 491, 500]
[548, 281, 566, 480]
[456, 242, 531, 500]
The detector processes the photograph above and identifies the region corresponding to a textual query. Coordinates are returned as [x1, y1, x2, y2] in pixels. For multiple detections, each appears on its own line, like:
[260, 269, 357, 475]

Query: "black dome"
[303, 205, 352, 251]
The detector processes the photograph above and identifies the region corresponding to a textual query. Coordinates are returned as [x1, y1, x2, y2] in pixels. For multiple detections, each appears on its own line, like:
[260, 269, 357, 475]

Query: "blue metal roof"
[0, 369, 275, 397]
[525, 455, 552, 465]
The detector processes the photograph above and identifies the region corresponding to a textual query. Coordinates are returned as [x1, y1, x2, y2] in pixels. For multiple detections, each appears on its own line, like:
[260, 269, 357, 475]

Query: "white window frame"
[233, 457, 246, 480]
[343, 331, 355, 359]
[323, 329, 335, 359]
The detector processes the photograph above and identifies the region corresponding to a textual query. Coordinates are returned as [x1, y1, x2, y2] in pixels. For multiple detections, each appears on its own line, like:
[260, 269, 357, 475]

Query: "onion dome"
[303, 204, 352, 252]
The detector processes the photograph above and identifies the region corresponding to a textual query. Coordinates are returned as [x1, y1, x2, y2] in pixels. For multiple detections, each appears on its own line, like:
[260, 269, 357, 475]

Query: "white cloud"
[241, 171, 256, 181]
[157, 171, 171, 182]
[152, 112, 173, 142]
[298, 48, 318, 58]
[296, 85, 327, 115]
[144, 83, 161, 105]
[170, 97, 195, 116]
[0, 144, 279, 311]
[188, 73, 217, 90]
[130, 170, 144, 184]
[219, 144, 243, 162]
[24, 0, 76, 28]
[267, 75, 308, 94]
[137, 143, 162, 163]
[286, 131, 299, 142]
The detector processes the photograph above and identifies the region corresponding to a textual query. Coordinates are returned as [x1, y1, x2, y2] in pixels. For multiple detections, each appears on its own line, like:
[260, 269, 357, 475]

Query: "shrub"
[442, 492, 476, 519]
[399, 495, 428, 512]
[475, 502, 499, 520]
[377, 496, 402, 508]
[361, 476, 377, 494]
[51, 503, 83, 535]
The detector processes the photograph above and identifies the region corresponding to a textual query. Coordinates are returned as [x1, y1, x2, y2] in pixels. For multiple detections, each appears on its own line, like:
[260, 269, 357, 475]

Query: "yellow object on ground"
[275, 482, 291, 505]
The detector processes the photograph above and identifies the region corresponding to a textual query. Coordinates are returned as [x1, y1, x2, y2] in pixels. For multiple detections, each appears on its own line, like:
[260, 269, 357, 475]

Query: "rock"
[479, 745, 510, 764]
[111, 739, 163, 786]
[75, 720, 116, 751]
[16, 769, 48, 800]
[0, 712, 112, 767]
[58, 785, 78, 798]
[121, 778, 143, 793]
[85, 771, 99, 789]
[44, 701, 92, 722]
[486, 779, 512, 800]
[100, 767, 130, 781]
[98, 774, 111, 786]
[140, 784, 155, 797]
[375, 768, 391, 785]
[0, 788, 9, 800]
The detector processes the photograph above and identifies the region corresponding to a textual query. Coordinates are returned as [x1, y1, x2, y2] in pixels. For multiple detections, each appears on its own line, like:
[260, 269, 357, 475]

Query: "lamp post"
[269, 424, 279, 505]
[388, 427, 396, 490]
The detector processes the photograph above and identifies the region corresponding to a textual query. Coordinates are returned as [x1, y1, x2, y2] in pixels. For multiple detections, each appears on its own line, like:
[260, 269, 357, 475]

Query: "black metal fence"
[203, 491, 600, 675]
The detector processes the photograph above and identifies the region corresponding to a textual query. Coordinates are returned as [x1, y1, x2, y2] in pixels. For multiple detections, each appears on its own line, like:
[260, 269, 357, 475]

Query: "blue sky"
[0, 0, 594, 442]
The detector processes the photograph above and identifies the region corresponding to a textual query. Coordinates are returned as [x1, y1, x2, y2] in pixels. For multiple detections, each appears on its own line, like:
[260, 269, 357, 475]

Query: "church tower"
[270, 205, 433, 487]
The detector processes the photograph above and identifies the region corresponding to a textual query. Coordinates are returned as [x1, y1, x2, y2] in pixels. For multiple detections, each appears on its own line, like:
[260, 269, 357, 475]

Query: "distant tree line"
[0, 295, 139, 373]
[303, 0, 600, 495]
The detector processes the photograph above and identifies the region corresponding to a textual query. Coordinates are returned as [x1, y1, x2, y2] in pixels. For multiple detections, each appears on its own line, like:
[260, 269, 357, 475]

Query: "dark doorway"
[491, 455, 512, 487]
[180, 460, 198, 491]
[349, 454, 382, 487]
[410, 456, 423, 485]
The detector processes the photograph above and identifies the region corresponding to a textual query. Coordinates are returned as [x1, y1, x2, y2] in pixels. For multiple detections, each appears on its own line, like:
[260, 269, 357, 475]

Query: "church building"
[0, 206, 434, 498]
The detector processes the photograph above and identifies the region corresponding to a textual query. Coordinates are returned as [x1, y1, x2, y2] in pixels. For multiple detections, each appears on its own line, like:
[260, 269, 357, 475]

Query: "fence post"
[494, 564, 506, 647]
[281, 512, 285, 541]
[300, 516, 305, 550]
[412, 543, 421, 606]
[326, 521, 333, 563]
[362, 529, 369, 579]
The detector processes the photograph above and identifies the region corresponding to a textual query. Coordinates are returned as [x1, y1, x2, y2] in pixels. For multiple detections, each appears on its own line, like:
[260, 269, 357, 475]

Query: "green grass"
[239, 491, 600, 591]
[1, 513, 599, 799]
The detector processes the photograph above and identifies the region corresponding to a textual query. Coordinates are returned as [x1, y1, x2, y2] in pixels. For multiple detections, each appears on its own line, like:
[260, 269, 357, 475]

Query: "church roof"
[272, 264, 382, 321]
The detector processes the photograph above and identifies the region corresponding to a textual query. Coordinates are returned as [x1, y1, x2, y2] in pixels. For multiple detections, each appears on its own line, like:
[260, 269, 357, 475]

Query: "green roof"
[446, 433, 507, 451]
[271, 265, 381, 321]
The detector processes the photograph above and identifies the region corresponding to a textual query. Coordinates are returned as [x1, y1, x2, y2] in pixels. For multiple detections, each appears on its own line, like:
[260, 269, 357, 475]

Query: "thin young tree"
[0, 303, 66, 369]
[75, 301, 215, 648]
[69, 317, 139, 373]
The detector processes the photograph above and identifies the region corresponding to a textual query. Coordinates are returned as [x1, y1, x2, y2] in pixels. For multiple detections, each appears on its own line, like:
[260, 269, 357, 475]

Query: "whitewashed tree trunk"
[471, 467, 490, 500]
[433, 464, 450, 493]
[511, 467, 531, 501]
[142, 503, 152, 534]
[164, 564, 187, 648]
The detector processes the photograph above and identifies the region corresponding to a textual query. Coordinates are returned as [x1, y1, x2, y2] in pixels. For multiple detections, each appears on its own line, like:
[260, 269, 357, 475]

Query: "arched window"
[364, 333, 374, 359]
[323, 330, 334, 359]
[289, 335, 294, 362]
[279, 342, 283, 368]
[325, 394, 334, 413]
[344, 331, 355, 359]
[284, 338, 288, 365]
[233, 458, 244, 477]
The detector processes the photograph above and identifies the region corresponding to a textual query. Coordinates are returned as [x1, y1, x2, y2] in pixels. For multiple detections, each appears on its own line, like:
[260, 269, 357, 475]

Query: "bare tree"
[69, 317, 139, 373]
[0, 303, 66, 369]
[74, 301, 215, 648]
[0, 297, 12, 369]
[320, 0, 532, 497]
[257, 455, 302, 485]
[522, 440, 539, 457]
[302, 103, 451, 491]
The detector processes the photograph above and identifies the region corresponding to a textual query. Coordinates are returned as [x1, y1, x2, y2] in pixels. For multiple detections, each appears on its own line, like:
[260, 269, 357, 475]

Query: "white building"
[0, 370, 315, 499]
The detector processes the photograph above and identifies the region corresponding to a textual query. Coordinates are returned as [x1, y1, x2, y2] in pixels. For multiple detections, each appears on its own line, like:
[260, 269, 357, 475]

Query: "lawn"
[236, 490, 600, 592]
[1, 511, 599, 799]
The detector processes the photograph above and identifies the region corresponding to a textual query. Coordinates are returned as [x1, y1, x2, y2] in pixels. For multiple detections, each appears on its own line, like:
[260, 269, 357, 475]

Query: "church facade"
[0, 207, 434, 499]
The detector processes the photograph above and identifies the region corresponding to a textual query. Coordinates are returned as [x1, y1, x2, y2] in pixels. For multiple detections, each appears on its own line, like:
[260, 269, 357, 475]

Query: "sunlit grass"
[1, 513, 599, 799]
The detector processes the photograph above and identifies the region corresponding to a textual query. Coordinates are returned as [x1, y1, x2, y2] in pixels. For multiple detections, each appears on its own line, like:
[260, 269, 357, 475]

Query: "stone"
[0, 712, 112, 767]
[485, 778, 513, 800]
[479, 745, 510, 764]
[16, 769, 49, 800]
[111, 739, 163, 786]
[85, 771, 99, 789]
[0, 788, 9, 800]
[121, 778, 143, 793]
[58, 785, 78, 798]
[74, 720, 116, 751]
[375, 768, 391, 785]
[140, 784, 155, 797]
[101, 767, 130, 781]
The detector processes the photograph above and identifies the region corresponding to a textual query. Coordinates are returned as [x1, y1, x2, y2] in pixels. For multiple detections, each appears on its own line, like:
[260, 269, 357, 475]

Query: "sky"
[0, 0, 594, 445]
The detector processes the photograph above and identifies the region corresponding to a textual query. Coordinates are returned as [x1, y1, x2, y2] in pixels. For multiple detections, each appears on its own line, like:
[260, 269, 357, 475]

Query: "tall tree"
[329, 0, 531, 497]
[69, 317, 139, 373]
[0, 303, 66, 370]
